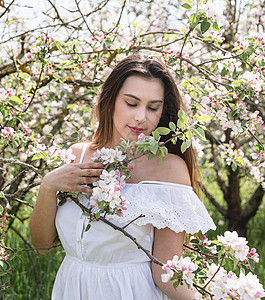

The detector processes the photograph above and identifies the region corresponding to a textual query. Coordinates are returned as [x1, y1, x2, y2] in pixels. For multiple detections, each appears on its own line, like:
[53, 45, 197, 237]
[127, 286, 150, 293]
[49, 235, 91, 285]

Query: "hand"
[41, 162, 104, 194]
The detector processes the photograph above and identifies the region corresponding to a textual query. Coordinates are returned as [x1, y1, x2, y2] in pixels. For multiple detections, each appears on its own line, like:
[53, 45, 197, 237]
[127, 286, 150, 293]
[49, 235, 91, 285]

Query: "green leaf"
[148, 153, 154, 160]
[9, 95, 22, 105]
[182, 0, 194, 3]
[152, 130, 160, 140]
[197, 115, 212, 122]
[150, 142, 159, 154]
[203, 35, 212, 41]
[169, 121, 176, 131]
[210, 61, 217, 71]
[190, 239, 199, 244]
[182, 3, 192, 10]
[248, 259, 255, 272]
[67, 104, 76, 109]
[231, 163, 237, 171]
[178, 109, 188, 122]
[221, 67, 229, 77]
[256, 144, 264, 152]
[200, 21, 211, 34]
[31, 153, 44, 161]
[181, 140, 191, 153]
[71, 132, 78, 139]
[171, 137, 177, 144]
[135, 146, 143, 156]
[19, 72, 29, 78]
[58, 198, 66, 206]
[155, 127, 171, 135]
[85, 224, 91, 232]
[212, 21, 219, 31]
[160, 146, 168, 156]
[232, 256, 239, 270]
[158, 152, 164, 163]
[82, 212, 90, 216]
[234, 156, 244, 165]
[179, 69, 185, 77]
[177, 109, 189, 129]
[173, 280, 180, 289]
[241, 52, 248, 63]
[192, 128, 206, 141]
[189, 13, 200, 29]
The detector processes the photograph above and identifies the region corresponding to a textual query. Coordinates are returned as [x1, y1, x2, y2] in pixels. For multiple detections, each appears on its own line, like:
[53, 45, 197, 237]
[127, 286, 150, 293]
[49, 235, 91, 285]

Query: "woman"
[30, 54, 216, 299]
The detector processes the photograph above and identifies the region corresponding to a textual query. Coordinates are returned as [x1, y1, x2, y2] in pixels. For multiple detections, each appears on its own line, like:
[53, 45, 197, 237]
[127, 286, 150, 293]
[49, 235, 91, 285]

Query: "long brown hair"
[92, 54, 199, 191]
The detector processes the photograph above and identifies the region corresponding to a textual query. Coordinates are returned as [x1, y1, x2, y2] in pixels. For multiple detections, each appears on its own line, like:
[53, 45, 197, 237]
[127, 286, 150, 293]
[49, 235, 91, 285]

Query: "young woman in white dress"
[30, 54, 216, 300]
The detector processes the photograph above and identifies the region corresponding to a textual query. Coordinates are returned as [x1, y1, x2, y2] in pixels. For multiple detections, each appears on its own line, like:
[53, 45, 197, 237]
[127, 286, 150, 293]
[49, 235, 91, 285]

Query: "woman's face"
[111, 75, 164, 146]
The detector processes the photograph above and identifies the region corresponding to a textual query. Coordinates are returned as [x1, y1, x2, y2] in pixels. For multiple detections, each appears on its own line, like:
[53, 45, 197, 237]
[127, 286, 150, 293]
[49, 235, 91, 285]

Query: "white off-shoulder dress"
[52, 152, 216, 300]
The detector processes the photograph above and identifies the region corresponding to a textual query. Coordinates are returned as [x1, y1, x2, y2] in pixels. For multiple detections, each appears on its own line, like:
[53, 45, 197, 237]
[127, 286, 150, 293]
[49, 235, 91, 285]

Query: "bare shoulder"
[154, 153, 191, 186]
[69, 142, 93, 163]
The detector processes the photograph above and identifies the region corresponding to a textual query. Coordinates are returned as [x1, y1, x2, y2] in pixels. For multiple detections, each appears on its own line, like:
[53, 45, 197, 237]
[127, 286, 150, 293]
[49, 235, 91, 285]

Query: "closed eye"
[148, 107, 159, 111]
[125, 101, 137, 107]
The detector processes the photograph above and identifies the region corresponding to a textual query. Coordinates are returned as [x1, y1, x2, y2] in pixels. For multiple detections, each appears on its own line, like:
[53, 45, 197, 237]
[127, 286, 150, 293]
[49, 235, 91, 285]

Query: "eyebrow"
[124, 93, 163, 103]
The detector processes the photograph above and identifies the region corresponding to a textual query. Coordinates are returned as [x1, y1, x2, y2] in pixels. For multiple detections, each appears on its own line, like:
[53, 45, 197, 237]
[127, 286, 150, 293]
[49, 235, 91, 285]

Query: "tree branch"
[199, 182, 227, 217]
[210, 143, 228, 196]
[240, 185, 265, 224]
[0, 0, 15, 19]
[0, 158, 44, 176]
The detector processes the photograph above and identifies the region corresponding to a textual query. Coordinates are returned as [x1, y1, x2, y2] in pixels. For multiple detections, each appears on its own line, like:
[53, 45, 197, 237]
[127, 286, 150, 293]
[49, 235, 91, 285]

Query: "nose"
[134, 107, 147, 123]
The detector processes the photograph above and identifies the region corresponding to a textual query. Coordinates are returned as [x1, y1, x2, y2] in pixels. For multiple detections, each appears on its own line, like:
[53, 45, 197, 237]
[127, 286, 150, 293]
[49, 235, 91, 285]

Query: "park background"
[0, 0, 265, 298]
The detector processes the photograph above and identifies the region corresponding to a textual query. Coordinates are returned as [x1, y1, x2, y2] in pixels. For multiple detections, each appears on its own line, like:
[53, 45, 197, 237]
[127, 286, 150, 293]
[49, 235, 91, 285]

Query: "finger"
[77, 185, 93, 194]
[79, 162, 105, 169]
[77, 176, 100, 185]
[80, 169, 103, 177]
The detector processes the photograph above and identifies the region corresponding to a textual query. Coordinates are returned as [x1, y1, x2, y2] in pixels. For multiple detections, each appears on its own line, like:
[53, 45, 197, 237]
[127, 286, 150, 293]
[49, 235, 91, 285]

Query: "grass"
[3, 220, 65, 300]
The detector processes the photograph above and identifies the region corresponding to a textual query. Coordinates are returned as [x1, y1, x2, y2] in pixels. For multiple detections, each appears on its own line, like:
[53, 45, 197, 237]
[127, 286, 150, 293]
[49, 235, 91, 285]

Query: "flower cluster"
[83, 148, 130, 219]
[59, 148, 76, 164]
[1, 127, 16, 138]
[0, 247, 11, 268]
[196, 265, 265, 299]
[161, 231, 265, 299]
[216, 142, 265, 185]
[217, 231, 253, 261]
[92, 147, 127, 165]
[162, 256, 198, 286]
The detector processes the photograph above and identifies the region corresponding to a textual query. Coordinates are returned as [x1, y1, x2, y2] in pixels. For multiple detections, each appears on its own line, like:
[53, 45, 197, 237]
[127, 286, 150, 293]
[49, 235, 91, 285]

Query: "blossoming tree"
[0, 0, 265, 296]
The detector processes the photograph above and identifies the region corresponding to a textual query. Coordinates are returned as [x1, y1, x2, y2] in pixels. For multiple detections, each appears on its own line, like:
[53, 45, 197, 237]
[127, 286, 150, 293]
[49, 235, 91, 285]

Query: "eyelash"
[125, 101, 159, 112]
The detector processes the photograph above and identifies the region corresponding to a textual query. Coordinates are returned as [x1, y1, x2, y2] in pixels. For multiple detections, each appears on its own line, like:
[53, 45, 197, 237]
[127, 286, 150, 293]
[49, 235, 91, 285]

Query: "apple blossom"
[59, 148, 76, 164]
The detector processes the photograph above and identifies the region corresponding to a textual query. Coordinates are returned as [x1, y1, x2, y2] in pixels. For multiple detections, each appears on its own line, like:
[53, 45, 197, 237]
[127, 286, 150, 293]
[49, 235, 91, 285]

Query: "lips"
[128, 126, 145, 134]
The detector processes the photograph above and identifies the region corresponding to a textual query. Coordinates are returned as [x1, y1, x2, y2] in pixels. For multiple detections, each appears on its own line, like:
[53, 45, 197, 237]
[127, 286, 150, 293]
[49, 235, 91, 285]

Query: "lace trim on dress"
[107, 183, 216, 234]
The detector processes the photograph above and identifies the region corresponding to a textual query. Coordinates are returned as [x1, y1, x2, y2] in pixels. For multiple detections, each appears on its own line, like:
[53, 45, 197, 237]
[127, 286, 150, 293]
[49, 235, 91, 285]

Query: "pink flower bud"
[114, 185, 121, 191]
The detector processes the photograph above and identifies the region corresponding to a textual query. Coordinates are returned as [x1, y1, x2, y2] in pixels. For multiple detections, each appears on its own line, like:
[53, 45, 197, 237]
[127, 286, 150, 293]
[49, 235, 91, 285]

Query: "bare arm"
[151, 154, 196, 299]
[30, 144, 103, 254]
[152, 229, 195, 300]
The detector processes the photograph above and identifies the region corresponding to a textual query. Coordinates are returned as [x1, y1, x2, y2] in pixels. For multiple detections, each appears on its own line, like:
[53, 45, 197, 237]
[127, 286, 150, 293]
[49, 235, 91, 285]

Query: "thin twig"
[0, 158, 44, 176]
[107, 0, 127, 34]
[74, 0, 93, 35]
[0, 0, 15, 19]
[4, 195, 34, 208]
[183, 243, 218, 259]
[122, 214, 145, 229]
[203, 254, 225, 289]
[179, 26, 194, 70]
